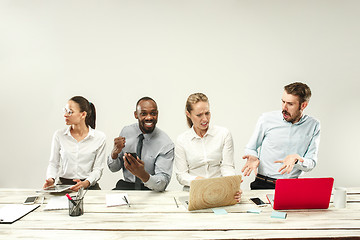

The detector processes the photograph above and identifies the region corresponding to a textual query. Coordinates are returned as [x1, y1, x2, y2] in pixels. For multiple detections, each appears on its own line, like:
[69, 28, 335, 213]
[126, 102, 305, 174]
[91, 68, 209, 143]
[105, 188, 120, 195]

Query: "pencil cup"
[68, 197, 84, 216]
[334, 187, 347, 209]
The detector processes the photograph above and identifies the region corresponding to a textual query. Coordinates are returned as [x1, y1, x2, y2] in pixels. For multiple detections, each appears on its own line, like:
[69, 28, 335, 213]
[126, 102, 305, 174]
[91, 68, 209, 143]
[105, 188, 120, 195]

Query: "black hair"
[135, 96, 157, 110]
[70, 96, 96, 129]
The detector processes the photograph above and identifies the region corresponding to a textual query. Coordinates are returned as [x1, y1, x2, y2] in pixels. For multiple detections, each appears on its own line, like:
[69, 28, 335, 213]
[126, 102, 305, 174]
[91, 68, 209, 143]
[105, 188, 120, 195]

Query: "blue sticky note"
[271, 210, 287, 219]
[247, 209, 262, 214]
[212, 208, 228, 215]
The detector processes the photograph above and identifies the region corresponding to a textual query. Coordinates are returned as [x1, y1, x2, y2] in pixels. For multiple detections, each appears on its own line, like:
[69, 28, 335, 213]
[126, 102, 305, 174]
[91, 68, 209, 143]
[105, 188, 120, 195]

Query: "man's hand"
[111, 136, 126, 159]
[70, 179, 90, 192]
[123, 153, 150, 183]
[241, 155, 260, 176]
[275, 154, 302, 174]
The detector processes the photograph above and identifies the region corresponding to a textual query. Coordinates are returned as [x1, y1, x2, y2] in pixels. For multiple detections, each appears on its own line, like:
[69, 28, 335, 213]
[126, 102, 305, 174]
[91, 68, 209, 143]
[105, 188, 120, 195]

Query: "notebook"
[0, 204, 40, 224]
[266, 177, 334, 210]
[179, 175, 242, 211]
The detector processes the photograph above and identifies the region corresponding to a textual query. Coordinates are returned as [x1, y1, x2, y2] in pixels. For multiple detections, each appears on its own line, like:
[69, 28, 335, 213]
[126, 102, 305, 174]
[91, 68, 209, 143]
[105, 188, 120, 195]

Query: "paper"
[0, 204, 39, 223]
[271, 210, 287, 219]
[247, 209, 262, 214]
[106, 193, 129, 207]
[212, 208, 228, 215]
[44, 196, 68, 211]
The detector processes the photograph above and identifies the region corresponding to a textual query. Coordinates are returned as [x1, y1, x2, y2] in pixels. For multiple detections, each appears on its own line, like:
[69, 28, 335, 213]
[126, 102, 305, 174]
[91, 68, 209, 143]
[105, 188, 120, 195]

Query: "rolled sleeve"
[46, 131, 61, 180]
[107, 152, 124, 173]
[295, 121, 321, 172]
[144, 146, 174, 192]
[220, 130, 235, 176]
[244, 116, 265, 158]
[175, 140, 197, 186]
[86, 137, 106, 186]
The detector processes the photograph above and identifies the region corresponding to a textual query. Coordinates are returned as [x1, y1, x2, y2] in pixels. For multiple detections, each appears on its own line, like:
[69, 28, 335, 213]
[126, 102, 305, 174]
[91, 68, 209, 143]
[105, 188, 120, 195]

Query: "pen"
[81, 188, 89, 199]
[41, 196, 45, 205]
[174, 197, 179, 208]
[76, 187, 83, 200]
[65, 193, 76, 205]
[123, 196, 130, 207]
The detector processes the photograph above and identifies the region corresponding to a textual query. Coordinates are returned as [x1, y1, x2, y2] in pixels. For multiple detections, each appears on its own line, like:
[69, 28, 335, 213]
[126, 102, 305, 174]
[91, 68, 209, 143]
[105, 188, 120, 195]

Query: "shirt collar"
[64, 126, 95, 138]
[281, 113, 308, 125]
[190, 125, 214, 139]
[295, 114, 308, 125]
[136, 123, 156, 140]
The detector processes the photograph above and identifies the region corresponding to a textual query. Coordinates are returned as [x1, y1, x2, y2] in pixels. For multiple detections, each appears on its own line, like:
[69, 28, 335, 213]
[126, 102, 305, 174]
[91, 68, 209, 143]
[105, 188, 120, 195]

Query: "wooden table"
[1, 188, 360, 239]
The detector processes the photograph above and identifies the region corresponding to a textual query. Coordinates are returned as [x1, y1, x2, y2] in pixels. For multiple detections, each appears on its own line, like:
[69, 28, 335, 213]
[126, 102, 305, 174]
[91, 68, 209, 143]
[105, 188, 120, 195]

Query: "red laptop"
[266, 177, 334, 210]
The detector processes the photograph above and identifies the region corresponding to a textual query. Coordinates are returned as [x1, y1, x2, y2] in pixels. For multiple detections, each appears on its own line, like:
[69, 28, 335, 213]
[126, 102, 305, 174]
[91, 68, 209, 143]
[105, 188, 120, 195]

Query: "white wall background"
[1, 0, 359, 190]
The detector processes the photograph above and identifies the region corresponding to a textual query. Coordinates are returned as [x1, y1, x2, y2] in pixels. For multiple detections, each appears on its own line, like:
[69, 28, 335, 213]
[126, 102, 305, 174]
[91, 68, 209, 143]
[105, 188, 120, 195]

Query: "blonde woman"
[175, 93, 241, 202]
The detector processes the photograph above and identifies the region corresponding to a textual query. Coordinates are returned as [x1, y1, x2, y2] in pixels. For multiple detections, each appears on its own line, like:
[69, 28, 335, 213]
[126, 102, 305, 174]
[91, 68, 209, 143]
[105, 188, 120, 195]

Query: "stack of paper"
[44, 196, 68, 211]
[106, 193, 130, 207]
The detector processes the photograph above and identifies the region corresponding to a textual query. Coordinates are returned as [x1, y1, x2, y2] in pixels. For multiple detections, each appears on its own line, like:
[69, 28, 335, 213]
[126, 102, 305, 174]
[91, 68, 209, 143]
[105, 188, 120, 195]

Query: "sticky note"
[271, 210, 287, 219]
[247, 209, 262, 214]
[212, 208, 228, 215]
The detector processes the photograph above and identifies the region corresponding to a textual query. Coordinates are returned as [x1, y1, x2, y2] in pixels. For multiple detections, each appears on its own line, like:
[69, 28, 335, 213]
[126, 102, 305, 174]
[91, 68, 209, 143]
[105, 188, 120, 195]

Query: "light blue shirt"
[245, 111, 321, 179]
[107, 123, 174, 192]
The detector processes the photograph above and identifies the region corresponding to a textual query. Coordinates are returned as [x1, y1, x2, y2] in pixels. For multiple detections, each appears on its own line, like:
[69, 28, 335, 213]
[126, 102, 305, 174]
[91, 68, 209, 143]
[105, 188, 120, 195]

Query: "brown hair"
[284, 82, 312, 104]
[70, 96, 96, 129]
[185, 93, 209, 128]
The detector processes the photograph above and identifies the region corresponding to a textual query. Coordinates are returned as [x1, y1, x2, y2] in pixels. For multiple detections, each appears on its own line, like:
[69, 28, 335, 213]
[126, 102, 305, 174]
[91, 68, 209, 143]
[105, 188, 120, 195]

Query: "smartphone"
[127, 152, 138, 159]
[250, 197, 266, 207]
[23, 196, 38, 205]
[125, 152, 138, 165]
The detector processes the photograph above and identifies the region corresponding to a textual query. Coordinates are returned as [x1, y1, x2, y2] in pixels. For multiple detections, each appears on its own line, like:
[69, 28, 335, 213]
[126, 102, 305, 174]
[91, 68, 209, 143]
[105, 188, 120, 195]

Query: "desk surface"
[1, 188, 360, 239]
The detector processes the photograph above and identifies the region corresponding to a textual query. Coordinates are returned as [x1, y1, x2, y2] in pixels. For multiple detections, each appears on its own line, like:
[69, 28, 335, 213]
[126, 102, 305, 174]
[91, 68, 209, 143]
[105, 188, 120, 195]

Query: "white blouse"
[46, 126, 106, 186]
[174, 125, 235, 186]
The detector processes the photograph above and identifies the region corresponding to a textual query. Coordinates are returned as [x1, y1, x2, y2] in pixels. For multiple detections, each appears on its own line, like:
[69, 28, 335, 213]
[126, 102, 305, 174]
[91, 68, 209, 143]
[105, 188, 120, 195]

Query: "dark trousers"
[113, 179, 150, 191]
[250, 176, 276, 190]
[59, 177, 101, 190]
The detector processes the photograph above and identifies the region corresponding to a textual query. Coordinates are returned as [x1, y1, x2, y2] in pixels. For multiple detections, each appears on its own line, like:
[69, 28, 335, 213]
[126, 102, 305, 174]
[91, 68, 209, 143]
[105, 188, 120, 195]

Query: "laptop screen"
[269, 177, 334, 210]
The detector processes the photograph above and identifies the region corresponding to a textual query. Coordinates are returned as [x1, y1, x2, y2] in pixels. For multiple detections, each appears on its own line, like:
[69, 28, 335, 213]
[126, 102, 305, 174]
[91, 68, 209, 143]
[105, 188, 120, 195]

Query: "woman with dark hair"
[43, 96, 106, 191]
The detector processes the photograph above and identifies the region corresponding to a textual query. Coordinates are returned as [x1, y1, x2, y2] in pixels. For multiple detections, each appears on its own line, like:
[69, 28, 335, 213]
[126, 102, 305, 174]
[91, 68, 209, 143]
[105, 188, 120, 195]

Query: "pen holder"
[68, 196, 84, 217]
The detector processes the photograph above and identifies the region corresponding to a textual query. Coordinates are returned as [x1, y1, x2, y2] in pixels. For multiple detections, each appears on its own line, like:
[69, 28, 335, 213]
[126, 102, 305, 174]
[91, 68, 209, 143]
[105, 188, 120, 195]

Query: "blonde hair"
[185, 93, 209, 128]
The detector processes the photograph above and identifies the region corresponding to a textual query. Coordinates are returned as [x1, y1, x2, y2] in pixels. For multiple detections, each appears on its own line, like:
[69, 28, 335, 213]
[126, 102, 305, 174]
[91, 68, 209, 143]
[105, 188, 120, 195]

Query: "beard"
[139, 120, 157, 133]
[282, 110, 302, 123]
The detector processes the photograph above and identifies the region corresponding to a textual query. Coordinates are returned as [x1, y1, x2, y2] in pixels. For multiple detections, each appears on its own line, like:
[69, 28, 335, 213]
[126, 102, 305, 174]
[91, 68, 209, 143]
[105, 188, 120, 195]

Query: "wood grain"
[1, 187, 359, 239]
[188, 175, 242, 211]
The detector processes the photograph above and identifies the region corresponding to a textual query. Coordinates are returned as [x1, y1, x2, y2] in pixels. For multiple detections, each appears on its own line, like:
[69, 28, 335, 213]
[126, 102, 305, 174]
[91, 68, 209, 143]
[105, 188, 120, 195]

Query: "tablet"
[36, 185, 73, 193]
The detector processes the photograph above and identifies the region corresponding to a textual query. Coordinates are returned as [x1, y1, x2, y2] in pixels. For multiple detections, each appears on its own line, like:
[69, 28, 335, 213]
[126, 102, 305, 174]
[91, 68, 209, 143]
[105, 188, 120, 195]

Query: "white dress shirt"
[244, 111, 321, 179]
[175, 125, 236, 187]
[46, 126, 106, 186]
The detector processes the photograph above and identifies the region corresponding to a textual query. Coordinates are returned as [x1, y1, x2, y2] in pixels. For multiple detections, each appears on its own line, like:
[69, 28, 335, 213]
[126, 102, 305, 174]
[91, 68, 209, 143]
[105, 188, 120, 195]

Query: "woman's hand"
[234, 189, 243, 203]
[70, 179, 90, 191]
[43, 178, 54, 189]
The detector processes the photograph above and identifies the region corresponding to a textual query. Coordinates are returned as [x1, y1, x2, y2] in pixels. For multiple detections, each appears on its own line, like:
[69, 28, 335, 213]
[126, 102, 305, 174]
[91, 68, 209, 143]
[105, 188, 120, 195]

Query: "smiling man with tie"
[108, 97, 175, 191]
